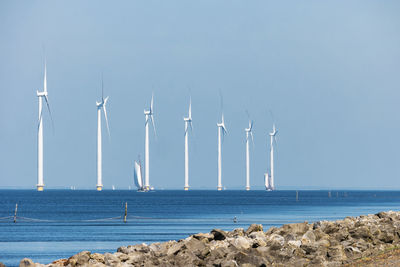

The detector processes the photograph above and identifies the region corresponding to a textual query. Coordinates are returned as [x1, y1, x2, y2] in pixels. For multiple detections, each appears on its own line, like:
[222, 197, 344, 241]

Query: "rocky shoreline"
[15, 210, 400, 267]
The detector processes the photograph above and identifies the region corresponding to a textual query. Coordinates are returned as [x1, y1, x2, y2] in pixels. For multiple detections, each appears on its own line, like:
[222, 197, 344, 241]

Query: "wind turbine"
[245, 118, 254, 191]
[183, 97, 193, 190]
[36, 60, 53, 191]
[268, 124, 277, 191]
[217, 113, 227, 191]
[96, 76, 110, 191]
[144, 94, 156, 191]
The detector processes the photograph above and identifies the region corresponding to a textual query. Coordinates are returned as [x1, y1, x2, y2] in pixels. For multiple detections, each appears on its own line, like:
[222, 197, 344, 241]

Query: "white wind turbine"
[144, 94, 156, 191]
[96, 77, 110, 191]
[245, 118, 254, 191]
[183, 97, 193, 191]
[36, 61, 53, 191]
[217, 113, 227, 191]
[267, 124, 277, 191]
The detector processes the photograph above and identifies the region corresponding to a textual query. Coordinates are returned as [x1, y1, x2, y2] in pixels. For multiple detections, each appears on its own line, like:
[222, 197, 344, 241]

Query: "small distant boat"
[134, 160, 153, 192]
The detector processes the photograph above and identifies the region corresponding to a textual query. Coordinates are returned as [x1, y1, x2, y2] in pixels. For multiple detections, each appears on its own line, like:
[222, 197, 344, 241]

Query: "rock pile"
[19, 211, 400, 267]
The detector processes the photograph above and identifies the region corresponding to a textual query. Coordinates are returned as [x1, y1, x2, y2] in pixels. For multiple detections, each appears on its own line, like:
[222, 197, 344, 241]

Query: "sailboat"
[264, 172, 272, 191]
[134, 160, 146, 192]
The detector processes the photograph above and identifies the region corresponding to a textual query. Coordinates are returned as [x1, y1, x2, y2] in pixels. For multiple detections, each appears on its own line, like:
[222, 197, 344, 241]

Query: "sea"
[1, 189, 400, 266]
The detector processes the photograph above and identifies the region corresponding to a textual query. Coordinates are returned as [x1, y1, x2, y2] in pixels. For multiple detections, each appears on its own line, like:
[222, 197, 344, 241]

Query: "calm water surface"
[1, 190, 400, 266]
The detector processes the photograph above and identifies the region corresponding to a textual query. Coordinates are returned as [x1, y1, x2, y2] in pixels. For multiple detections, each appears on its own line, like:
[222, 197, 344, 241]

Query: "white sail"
[134, 161, 143, 189]
[264, 173, 270, 190]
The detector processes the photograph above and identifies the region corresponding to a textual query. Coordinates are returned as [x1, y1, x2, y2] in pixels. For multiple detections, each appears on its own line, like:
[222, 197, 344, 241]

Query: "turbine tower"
[245, 119, 254, 191]
[183, 98, 193, 191]
[217, 113, 227, 191]
[144, 94, 156, 191]
[36, 61, 53, 191]
[96, 77, 110, 191]
[269, 124, 277, 190]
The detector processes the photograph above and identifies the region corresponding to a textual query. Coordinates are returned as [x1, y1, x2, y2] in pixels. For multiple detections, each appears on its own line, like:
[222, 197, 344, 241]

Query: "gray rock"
[19, 259, 34, 267]
[167, 241, 186, 256]
[245, 224, 263, 235]
[76, 251, 90, 265]
[211, 229, 227, 240]
[230, 236, 252, 250]
[327, 245, 347, 261]
[192, 232, 213, 242]
[90, 253, 105, 263]
[104, 253, 120, 266]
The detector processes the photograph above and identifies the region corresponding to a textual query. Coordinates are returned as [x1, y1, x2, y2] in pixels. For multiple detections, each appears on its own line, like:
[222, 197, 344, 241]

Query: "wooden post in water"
[14, 203, 18, 223]
[296, 191, 299, 202]
[328, 191, 331, 198]
[123, 202, 127, 223]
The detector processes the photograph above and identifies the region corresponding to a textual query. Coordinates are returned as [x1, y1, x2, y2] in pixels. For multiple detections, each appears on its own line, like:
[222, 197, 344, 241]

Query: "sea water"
[1, 190, 400, 266]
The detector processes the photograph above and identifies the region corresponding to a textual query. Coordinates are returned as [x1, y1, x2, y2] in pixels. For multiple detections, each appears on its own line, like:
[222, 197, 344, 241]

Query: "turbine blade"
[101, 73, 104, 101]
[44, 62, 47, 93]
[245, 109, 250, 120]
[150, 93, 154, 113]
[189, 121, 193, 132]
[188, 97, 192, 119]
[44, 96, 54, 132]
[151, 115, 157, 139]
[103, 104, 110, 137]
[250, 131, 255, 147]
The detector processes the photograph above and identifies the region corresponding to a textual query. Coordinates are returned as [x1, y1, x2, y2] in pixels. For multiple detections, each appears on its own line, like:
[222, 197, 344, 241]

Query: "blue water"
[1, 190, 400, 266]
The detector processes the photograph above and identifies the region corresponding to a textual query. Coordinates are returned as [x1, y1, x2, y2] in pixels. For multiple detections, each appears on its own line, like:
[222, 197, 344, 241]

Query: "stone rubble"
[16, 211, 400, 267]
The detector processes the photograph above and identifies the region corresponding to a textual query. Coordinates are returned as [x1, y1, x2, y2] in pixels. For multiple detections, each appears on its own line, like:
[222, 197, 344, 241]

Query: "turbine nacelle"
[96, 96, 109, 108]
[269, 124, 277, 136]
[245, 120, 254, 132]
[37, 91, 48, 97]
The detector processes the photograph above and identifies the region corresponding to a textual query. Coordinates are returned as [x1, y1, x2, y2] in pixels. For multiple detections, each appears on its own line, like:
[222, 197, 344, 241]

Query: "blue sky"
[1, 0, 400, 189]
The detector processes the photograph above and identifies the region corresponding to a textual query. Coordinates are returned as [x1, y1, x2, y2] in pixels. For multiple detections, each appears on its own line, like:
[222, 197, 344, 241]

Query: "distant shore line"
[14, 210, 400, 267]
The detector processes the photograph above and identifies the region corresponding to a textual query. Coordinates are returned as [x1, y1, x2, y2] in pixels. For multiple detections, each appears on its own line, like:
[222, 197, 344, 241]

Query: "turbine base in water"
[246, 186, 250, 191]
[37, 186, 44, 191]
[217, 187, 223, 191]
[184, 187, 189, 191]
[96, 186, 102, 191]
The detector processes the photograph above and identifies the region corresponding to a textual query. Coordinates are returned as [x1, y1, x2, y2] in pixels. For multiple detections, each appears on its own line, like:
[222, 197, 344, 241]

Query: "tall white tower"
[245, 120, 253, 191]
[36, 62, 53, 191]
[144, 94, 156, 191]
[269, 124, 277, 190]
[183, 98, 192, 190]
[96, 78, 110, 191]
[217, 114, 227, 191]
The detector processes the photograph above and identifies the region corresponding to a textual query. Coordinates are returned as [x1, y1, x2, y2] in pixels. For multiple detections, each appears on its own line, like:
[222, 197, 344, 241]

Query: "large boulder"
[167, 241, 186, 256]
[245, 224, 263, 235]
[211, 229, 227, 240]
[230, 236, 252, 250]
[19, 258, 34, 267]
[104, 253, 120, 266]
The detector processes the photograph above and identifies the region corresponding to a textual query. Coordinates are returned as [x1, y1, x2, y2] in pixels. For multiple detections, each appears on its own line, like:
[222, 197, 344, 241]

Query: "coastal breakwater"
[16, 210, 400, 267]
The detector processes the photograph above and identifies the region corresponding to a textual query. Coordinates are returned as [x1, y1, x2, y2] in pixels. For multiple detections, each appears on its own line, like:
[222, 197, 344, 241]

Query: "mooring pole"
[14, 203, 18, 223]
[296, 191, 299, 202]
[123, 202, 127, 223]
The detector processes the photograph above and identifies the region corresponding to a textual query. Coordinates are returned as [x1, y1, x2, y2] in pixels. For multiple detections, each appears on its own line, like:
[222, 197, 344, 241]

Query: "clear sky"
[1, 0, 400, 189]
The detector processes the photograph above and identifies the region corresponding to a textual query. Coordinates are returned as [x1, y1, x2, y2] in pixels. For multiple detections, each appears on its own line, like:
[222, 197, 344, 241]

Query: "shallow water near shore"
[1, 189, 400, 266]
